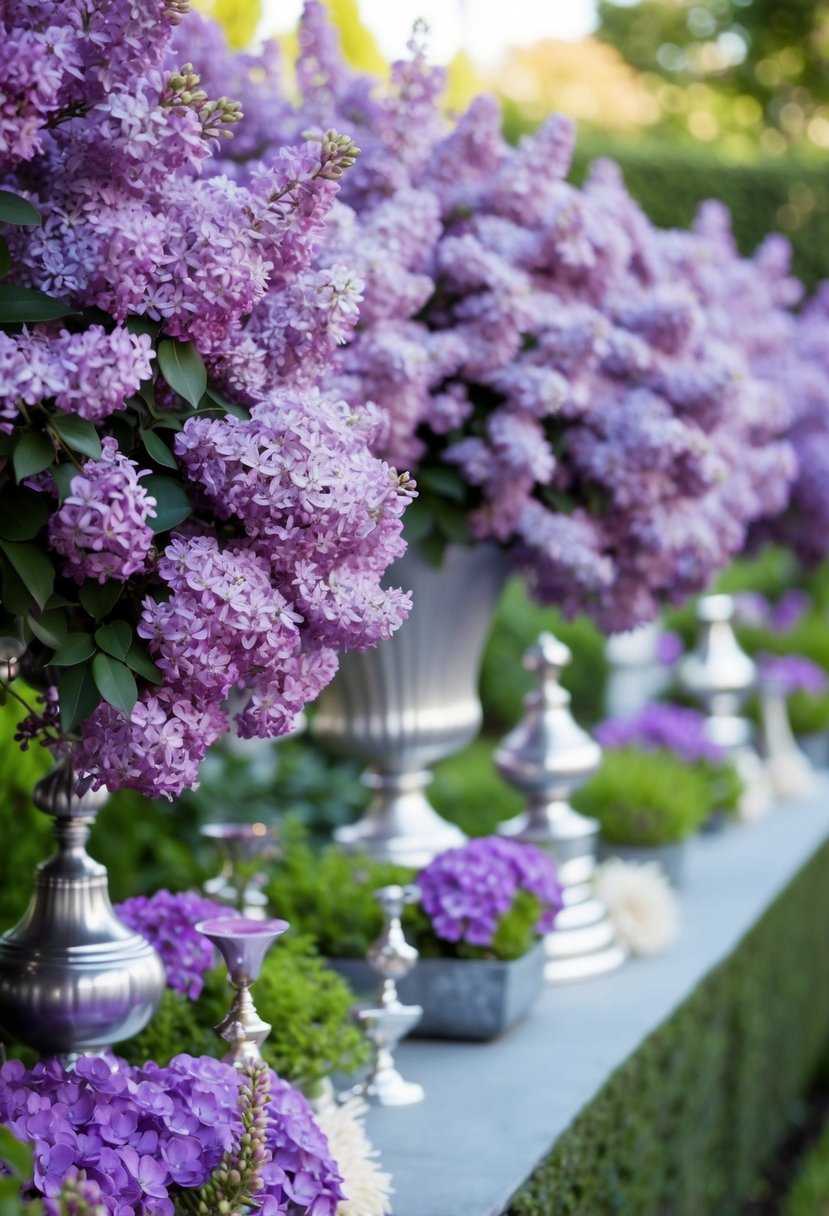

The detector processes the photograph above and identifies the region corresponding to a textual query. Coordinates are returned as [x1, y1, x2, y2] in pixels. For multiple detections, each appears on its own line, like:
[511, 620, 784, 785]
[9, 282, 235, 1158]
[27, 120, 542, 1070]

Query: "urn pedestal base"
[334, 770, 465, 868]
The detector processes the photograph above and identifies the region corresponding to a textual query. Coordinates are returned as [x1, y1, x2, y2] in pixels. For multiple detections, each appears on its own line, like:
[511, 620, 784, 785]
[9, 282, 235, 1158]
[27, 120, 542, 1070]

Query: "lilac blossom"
[756, 653, 829, 698]
[0, 1052, 344, 1214]
[189, 3, 796, 632]
[417, 837, 562, 949]
[115, 890, 232, 999]
[596, 702, 726, 765]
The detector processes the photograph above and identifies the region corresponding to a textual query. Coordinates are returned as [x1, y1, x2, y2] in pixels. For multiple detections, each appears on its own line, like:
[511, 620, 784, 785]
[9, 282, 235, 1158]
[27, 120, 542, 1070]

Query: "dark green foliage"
[506, 840, 829, 1215]
[120, 934, 368, 1093]
[572, 745, 712, 844]
[430, 736, 522, 836]
[783, 1121, 829, 1216]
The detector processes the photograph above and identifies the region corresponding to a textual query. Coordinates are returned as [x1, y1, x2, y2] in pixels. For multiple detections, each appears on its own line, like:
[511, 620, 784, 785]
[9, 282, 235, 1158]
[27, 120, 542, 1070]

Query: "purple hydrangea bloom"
[0, 1053, 344, 1215]
[757, 653, 829, 697]
[115, 890, 232, 999]
[596, 702, 726, 765]
[417, 837, 562, 949]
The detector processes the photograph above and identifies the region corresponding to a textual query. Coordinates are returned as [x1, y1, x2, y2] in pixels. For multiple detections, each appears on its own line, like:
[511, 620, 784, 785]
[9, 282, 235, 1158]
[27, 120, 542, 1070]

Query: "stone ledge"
[363, 782, 829, 1216]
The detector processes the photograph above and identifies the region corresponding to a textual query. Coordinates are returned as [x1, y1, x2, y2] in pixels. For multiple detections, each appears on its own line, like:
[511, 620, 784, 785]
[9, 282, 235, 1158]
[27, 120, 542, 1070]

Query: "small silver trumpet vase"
[0, 756, 166, 1055]
[196, 915, 288, 1066]
[312, 544, 507, 867]
[678, 594, 772, 819]
[343, 884, 424, 1106]
[496, 633, 626, 982]
[201, 821, 280, 918]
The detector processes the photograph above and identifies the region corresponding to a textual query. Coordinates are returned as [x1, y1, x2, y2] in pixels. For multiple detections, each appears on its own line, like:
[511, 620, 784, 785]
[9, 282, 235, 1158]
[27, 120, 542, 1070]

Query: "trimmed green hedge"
[506, 840, 829, 1215]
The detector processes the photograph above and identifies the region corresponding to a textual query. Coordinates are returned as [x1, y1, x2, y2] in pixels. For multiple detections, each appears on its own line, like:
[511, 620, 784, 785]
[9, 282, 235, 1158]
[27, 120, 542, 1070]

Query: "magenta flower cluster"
[1, 0, 414, 799]
[595, 702, 726, 765]
[417, 837, 562, 949]
[0, 1052, 344, 1215]
[115, 889, 231, 999]
[184, 2, 800, 632]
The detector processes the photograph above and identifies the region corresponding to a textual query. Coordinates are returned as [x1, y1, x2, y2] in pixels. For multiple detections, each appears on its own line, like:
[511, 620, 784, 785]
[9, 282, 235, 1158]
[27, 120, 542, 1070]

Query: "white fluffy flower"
[314, 1093, 394, 1216]
[595, 858, 680, 955]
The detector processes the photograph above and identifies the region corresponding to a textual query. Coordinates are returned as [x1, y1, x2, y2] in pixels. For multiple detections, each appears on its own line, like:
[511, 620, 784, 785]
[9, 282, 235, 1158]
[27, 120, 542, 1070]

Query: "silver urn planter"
[313, 544, 508, 867]
[0, 757, 165, 1056]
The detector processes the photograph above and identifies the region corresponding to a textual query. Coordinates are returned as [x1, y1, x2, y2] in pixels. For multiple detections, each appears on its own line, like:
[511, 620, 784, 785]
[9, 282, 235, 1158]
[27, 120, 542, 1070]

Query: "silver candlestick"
[0, 756, 166, 1055]
[201, 822, 279, 919]
[678, 595, 772, 819]
[759, 678, 817, 800]
[495, 633, 626, 982]
[342, 884, 424, 1106]
[196, 915, 288, 1067]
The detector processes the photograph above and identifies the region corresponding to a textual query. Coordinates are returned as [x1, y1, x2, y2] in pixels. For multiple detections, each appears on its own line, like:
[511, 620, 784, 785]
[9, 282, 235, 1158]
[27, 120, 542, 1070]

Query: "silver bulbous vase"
[0, 756, 166, 1056]
[313, 544, 508, 867]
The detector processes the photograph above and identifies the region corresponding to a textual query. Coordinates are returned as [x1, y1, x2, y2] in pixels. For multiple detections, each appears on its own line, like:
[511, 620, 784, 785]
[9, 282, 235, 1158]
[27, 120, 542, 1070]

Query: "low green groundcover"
[506, 841, 829, 1216]
[782, 1119, 829, 1216]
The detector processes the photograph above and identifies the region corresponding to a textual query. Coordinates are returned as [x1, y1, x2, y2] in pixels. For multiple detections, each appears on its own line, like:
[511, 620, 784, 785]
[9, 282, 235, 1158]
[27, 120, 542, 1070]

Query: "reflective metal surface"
[0, 758, 166, 1055]
[197, 915, 288, 1067]
[496, 634, 626, 982]
[678, 595, 772, 819]
[760, 684, 817, 800]
[313, 544, 508, 867]
[201, 821, 279, 918]
[604, 619, 670, 720]
[342, 885, 424, 1106]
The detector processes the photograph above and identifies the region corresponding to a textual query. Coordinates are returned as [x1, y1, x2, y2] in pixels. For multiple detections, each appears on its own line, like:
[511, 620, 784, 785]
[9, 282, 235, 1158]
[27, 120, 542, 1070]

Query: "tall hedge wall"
[506, 840, 829, 1215]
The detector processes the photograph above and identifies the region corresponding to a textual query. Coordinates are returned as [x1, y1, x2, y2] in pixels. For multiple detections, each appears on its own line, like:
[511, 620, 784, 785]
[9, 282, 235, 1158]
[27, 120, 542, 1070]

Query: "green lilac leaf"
[0, 555, 32, 615]
[0, 488, 49, 541]
[92, 652, 137, 718]
[27, 609, 67, 650]
[95, 619, 132, 661]
[0, 237, 9, 279]
[11, 430, 55, 482]
[139, 427, 178, 469]
[50, 463, 77, 503]
[51, 414, 102, 460]
[417, 467, 467, 503]
[0, 541, 54, 610]
[0, 190, 42, 228]
[79, 580, 122, 619]
[157, 338, 207, 408]
[125, 640, 164, 685]
[51, 632, 97, 666]
[401, 499, 435, 545]
[0, 1126, 33, 1177]
[59, 661, 99, 732]
[204, 383, 249, 419]
[144, 474, 191, 533]
[0, 284, 78, 323]
[126, 316, 160, 340]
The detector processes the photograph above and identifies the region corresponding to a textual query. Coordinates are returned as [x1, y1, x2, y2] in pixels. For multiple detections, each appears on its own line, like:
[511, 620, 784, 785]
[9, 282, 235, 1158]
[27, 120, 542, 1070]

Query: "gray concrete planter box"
[328, 939, 546, 1041]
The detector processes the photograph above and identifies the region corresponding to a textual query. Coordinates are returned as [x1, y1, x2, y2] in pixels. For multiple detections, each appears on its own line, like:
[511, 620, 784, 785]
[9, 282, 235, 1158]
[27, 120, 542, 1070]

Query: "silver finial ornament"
[196, 916, 288, 1067]
[495, 633, 626, 982]
[678, 595, 772, 818]
[0, 756, 166, 1055]
[201, 821, 279, 918]
[758, 674, 817, 800]
[343, 884, 424, 1106]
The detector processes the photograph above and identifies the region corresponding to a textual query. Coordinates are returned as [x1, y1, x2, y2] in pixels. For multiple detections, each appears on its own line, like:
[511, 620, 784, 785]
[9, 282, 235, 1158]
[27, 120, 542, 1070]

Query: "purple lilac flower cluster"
[185, 3, 798, 632]
[1, 1, 414, 799]
[756, 653, 829, 698]
[733, 589, 811, 634]
[417, 837, 562, 949]
[115, 890, 231, 999]
[0, 1052, 344, 1215]
[595, 702, 726, 765]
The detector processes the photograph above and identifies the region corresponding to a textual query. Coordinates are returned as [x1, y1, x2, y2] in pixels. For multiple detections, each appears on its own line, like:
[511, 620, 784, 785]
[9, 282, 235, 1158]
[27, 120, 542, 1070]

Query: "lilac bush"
[595, 703, 726, 766]
[0, 1053, 344, 1215]
[756, 653, 829, 698]
[0, 0, 414, 799]
[183, 3, 797, 632]
[417, 837, 562, 955]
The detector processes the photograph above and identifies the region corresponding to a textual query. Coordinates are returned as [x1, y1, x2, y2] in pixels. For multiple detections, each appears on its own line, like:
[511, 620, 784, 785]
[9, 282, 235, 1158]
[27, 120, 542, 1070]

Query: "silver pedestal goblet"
[196, 915, 288, 1067]
[342, 884, 424, 1106]
[0, 756, 166, 1055]
[201, 821, 279, 918]
[496, 633, 626, 982]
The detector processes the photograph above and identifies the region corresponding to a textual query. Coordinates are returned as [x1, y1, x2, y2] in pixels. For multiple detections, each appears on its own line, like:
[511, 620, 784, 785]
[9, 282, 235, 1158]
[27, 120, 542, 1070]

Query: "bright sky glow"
[261, 0, 599, 65]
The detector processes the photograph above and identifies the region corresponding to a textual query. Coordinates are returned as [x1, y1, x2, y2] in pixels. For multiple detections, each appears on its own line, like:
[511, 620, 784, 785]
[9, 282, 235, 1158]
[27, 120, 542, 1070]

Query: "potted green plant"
[266, 833, 563, 1041]
[572, 745, 712, 885]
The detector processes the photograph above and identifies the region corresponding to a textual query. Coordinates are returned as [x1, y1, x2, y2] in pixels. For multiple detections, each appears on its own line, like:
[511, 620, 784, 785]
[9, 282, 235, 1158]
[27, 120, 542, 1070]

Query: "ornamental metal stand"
[496, 633, 627, 982]
[677, 595, 772, 820]
[201, 822, 280, 919]
[341, 884, 424, 1106]
[0, 755, 166, 1056]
